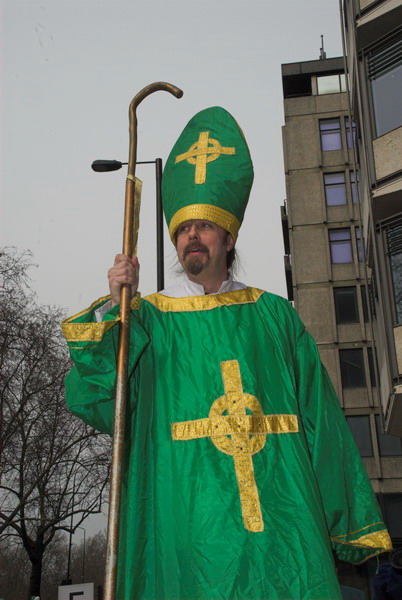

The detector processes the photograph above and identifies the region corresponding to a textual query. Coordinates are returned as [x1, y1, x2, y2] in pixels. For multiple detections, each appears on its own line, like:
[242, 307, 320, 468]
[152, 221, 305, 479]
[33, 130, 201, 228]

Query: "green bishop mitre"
[162, 106, 254, 242]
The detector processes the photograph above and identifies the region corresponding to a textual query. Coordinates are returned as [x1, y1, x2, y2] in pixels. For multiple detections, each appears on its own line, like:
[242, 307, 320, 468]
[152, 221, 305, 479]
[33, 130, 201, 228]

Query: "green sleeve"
[292, 309, 392, 563]
[62, 294, 149, 435]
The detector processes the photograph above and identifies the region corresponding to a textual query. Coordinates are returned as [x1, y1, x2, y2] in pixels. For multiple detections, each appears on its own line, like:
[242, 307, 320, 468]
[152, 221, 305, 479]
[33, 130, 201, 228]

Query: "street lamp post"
[76, 526, 86, 583]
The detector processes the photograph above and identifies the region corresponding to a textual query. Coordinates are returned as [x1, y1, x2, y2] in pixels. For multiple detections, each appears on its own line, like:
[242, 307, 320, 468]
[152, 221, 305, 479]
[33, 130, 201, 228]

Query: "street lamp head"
[91, 160, 126, 172]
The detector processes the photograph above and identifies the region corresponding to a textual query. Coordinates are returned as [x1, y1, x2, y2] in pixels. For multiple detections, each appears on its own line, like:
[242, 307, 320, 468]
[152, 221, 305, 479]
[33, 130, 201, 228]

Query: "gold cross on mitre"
[172, 360, 298, 532]
[175, 131, 235, 184]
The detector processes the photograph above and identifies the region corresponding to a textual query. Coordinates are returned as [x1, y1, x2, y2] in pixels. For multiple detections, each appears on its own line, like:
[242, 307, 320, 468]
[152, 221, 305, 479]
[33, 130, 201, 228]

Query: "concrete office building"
[340, 1, 402, 435]
[280, 44, 402, 566]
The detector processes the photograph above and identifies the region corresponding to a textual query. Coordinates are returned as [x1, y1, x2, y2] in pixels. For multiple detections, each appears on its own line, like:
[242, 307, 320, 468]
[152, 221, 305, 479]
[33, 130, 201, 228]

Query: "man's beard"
[182, 242, 210, 275]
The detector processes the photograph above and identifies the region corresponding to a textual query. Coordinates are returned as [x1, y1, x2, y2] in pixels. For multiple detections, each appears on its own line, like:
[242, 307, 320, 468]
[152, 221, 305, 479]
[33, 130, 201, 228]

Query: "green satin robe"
[62, 287, 391, 600]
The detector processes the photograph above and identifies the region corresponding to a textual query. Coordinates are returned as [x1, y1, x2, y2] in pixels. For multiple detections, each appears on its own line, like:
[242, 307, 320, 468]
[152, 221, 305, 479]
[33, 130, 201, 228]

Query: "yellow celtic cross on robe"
[175, 131, 235, 184]
[172, 360, 298, 532]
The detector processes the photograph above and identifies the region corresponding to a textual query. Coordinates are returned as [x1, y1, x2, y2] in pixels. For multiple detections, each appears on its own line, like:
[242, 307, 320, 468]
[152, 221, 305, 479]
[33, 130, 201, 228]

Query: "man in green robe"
[62, 107, 391, 600]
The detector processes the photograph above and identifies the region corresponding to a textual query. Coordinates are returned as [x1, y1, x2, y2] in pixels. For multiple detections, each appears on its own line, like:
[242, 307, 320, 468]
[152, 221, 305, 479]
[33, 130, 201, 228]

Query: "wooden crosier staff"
[104, 82, 183, 600]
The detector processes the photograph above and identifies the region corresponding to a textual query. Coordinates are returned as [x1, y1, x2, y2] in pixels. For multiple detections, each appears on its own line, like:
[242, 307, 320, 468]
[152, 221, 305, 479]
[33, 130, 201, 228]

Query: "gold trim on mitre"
[169, 204, 241, 242]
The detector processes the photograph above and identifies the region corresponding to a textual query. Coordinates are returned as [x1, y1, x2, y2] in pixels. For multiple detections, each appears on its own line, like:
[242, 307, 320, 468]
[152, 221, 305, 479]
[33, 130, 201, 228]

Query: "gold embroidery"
[62, 320, 117, 343]
[175, 131, 235, 184]
[169, 204, 241, 242]
[144, 287, 264, 313]
[131, 176, 142, 257]
[331, 529, 392, 551]
[172, 360, 299, 533]
[68, 345, 98, 350]
[333, 521, 385, 538]
[62, 294, 141, 342]
[172, 413, 298, 446]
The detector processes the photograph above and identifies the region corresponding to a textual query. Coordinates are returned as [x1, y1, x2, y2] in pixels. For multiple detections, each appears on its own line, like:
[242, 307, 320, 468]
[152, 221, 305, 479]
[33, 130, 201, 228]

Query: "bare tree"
[0, 530, 107, 600]
[0, 248, 110, 600]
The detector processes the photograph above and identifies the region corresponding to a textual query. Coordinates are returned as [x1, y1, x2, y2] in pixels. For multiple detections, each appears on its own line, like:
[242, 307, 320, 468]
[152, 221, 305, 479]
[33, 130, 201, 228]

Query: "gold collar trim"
[144, 287, 264, 313]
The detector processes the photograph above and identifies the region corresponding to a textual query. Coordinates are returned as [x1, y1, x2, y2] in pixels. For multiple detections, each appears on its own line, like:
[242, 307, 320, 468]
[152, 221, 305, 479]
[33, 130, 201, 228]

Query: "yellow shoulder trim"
[61, 294, 141, 343]
[143, 287, 264, 313]
[62, 319, 117, 343]
[168, 204, 241, 242]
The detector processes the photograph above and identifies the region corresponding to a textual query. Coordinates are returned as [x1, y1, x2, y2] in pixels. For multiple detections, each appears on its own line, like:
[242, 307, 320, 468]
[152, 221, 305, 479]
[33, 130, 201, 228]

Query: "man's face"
[176, 220, 234, 278]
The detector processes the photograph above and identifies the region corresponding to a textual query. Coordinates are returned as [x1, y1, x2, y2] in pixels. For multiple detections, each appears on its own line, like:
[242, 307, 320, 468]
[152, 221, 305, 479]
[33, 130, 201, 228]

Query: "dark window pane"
[345, 117, 357, 148]
[320, 118, 342, 151]
[324, 172, 347, 206]
[367, 347, 376, 387]
[355, 228, 364, 262]
[368, 35, 402, 136]
[350, 171, 360, 204]
[387, 223, 402, 324]
[334, 287, 359, 323]
[390, 253, 402, 324]
[340, 348, 366, 388]
[371, 64, 402, 136]
[375, 415, 402, 456]
[382, 494, 402, 537]
[329, 229, 353, 263]
[361, 286, 369, 322]
[346, 416, 373, 456]
[320, 118, 341, 131]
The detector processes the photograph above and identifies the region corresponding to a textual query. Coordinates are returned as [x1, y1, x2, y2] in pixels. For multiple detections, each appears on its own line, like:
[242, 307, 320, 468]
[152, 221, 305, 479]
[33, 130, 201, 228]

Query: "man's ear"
[226, 234, 235, 252]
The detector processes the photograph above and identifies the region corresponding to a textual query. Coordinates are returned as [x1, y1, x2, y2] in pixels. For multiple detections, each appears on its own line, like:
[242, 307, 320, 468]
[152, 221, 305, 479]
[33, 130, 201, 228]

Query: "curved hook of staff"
[128, 82, 184, 177]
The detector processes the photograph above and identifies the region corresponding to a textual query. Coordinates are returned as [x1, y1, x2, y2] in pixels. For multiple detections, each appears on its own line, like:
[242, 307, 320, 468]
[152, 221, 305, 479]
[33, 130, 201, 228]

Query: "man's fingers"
[114, 254, 139, 266]
[108, 255, 140, 306]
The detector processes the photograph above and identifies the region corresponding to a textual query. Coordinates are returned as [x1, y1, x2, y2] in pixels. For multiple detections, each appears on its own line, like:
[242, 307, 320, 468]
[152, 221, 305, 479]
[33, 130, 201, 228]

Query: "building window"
[346, 416, 373, 457]
[350, 171, 360, 203]
[324, 172, 347, 206]
[361, 286, 369, 322]
[367, 347, 376, 387]
[320, 118, 342, 151]
[345, 117, 357, 148]
[386, 222, 402, 325]
[329, 229, 353, 263]
[368, 34, 402, 137]
[334, 287, 359, 323]
[340, 348, 366, 388]
[283, 74, 312, 98]
[355, 228, 364, 262]
[317, 74, 347, 95]
[381, 494, 402, 538]
[375, 415, 402, 456]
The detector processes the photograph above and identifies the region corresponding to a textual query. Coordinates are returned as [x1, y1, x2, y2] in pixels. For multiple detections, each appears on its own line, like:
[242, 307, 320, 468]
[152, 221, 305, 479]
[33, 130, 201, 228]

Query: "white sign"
[58, 582, 94, 600]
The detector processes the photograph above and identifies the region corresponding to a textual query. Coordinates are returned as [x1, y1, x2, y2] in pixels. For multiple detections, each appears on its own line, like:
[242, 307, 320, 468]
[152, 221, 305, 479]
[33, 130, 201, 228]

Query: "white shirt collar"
[181, 273, 235, 296]
[159, 273, 247, 298]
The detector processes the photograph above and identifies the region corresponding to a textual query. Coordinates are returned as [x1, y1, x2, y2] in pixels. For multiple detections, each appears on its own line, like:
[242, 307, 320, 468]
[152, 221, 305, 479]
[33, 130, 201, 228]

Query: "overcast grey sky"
[1, 0, 343, 316]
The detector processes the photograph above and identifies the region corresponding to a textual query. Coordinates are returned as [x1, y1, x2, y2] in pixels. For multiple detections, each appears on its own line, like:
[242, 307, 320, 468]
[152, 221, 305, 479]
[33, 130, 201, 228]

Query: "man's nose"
[188, 224, 199, 238]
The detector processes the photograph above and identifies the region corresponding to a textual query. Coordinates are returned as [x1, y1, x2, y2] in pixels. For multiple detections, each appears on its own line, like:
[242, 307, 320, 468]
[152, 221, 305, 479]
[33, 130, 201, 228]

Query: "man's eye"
[200, 222, 211, 229]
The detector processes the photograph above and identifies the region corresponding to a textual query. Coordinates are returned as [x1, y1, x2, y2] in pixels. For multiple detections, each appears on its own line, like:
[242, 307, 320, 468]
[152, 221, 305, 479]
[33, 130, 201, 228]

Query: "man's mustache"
[183, 242, 210, 258]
